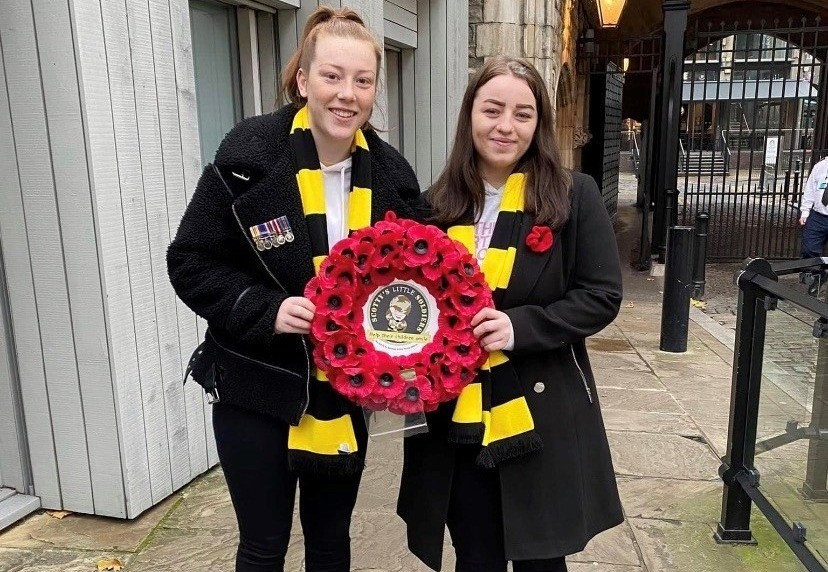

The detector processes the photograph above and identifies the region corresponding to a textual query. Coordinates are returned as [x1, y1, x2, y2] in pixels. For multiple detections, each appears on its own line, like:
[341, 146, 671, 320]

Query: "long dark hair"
[427, 56, 571, 228]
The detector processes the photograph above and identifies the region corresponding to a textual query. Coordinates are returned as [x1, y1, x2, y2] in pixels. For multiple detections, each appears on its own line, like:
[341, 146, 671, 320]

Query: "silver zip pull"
[571, 346, 594, 404]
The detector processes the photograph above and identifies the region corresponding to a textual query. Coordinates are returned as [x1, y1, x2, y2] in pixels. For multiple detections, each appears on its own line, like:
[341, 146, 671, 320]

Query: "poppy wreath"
[305, 212, 492, 415]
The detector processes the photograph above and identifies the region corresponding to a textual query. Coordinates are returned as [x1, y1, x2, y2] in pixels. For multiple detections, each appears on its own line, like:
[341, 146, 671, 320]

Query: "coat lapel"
[501, 214, 556, 308]
[231, 154, 316, 296]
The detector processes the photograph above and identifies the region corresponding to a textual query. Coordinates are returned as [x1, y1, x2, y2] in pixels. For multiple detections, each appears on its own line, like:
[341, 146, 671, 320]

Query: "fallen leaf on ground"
[625, 302, 635, 308]
[46, 510, 71, 519]
[97, 558, 123, 571]
[690, 299, 706, 309]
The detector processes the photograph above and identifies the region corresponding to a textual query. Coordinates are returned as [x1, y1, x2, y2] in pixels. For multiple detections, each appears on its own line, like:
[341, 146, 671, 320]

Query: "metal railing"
[717, 257, 828, 571]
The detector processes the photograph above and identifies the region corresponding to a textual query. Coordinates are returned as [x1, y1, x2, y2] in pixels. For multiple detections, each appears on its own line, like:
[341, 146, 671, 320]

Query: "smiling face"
[296, 34, 378, 164]
[470, 73, 538, 187]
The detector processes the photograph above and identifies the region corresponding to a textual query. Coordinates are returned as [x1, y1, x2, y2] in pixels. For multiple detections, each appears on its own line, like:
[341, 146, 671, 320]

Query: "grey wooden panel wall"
[385, 0, 417, 47]
[0, 0, 213, 519]
[414, 0, 468, 189]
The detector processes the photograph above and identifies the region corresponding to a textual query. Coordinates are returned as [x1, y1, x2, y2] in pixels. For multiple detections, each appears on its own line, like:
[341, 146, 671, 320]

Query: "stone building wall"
[469, 0, 588, 169]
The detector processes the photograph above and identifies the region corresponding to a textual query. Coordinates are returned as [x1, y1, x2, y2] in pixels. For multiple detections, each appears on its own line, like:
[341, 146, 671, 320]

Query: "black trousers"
[213, 403, 362, 572]
[446, 446, 567, 572]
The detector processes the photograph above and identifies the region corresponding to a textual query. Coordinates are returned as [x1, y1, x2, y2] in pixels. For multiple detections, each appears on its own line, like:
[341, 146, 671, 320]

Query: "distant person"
[798, 155, 828, 295]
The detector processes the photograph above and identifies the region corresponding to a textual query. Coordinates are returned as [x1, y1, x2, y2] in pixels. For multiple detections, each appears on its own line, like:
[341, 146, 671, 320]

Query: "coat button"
[533, 382, 545, 393]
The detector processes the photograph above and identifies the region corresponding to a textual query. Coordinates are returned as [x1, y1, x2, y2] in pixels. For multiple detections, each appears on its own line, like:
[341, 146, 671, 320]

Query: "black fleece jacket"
[167, 104, 420, 423]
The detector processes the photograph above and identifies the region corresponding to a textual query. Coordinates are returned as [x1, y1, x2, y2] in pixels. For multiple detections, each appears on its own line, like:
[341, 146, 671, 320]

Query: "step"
[0, 492, 40, 531]
[0, 488, 16, 503]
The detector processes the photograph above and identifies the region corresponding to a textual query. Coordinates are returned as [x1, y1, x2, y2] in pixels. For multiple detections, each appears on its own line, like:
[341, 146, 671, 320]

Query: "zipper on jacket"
[207, 329, 304, 379]
[230, 200, 312, 421]
[570, 346, 594, 404]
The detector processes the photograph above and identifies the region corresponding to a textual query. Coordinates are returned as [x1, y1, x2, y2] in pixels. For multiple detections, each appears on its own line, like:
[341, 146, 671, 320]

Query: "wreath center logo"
[364, 280, 437, 354]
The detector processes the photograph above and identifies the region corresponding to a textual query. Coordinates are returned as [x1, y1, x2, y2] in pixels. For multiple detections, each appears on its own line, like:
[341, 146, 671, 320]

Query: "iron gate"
[679, 17, 828, 260]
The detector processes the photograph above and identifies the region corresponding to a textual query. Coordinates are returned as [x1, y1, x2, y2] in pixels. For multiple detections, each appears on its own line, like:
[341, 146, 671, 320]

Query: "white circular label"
[362, 279, 439, 357]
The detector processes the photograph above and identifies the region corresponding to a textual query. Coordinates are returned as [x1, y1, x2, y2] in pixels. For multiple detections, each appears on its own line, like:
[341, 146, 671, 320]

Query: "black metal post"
[692, 212, 710, 299]
[653, 0, 690, 262]
[716, 258, 776, 544]
[660, 226, 694, 352]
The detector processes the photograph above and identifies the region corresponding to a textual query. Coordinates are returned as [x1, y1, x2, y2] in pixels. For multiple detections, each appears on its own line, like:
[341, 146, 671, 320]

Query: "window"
[385, 47, 403, 153]
[189, 0, 242, 166]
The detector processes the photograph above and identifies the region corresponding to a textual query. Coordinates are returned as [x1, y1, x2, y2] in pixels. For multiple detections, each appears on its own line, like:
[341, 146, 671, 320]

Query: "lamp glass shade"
[596, 0, 627, 28]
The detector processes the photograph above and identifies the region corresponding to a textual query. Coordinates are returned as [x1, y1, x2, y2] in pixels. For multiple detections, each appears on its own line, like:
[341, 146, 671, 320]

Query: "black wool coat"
[167, 104, 420, 423]
[397, 172, 624, 569]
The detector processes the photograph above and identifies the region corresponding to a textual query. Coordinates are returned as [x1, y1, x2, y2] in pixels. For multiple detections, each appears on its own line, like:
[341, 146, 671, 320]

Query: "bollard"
[660, 226, 695, 352]
[692, 212, 710, 299]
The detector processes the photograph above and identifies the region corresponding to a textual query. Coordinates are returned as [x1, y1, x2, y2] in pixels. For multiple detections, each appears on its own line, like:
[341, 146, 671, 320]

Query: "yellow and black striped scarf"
[286, 106, 372, 475]
[446, 173, 543, 468]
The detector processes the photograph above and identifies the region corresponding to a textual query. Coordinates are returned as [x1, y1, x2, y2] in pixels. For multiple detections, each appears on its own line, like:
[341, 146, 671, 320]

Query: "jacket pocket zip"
[207, 329, 304, 379]
[570, 346, 594, 404]
[228, 193, 311, 422]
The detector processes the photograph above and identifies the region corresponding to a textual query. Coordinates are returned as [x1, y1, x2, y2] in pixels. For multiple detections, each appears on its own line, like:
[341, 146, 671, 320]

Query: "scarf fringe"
[288, 450, 365, 476]
[475, 431, 544, 469]
[447, 423, 485, 445]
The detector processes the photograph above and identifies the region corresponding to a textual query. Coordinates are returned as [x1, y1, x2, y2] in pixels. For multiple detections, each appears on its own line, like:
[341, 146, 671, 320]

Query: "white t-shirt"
[320, 157, 353, 248]
[800, 157, 828, 218]
[475, 179, 514, 351]
[474, 180, 504, 262]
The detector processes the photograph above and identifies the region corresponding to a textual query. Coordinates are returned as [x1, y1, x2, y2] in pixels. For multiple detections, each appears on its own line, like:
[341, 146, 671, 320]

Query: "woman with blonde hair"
[398, 56, 624, 572]
[168, 6, 419, 571]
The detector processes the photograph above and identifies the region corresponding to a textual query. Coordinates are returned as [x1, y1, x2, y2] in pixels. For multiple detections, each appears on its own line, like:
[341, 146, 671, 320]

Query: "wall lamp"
[596, 0, 627, 28]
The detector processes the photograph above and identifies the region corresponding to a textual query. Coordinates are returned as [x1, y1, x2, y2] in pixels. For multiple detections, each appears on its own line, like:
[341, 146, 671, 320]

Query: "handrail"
[720, 130, 732, 170]
[717, 256, 828, 572]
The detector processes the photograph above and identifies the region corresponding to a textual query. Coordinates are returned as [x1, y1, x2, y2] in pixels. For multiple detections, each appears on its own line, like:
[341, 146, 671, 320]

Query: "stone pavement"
[0, 192, 818, 571]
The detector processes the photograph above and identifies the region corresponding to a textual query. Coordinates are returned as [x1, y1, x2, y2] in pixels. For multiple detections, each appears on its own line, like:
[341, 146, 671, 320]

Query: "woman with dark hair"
[167, 6, 419, 571]
[397, 56, 624, 572]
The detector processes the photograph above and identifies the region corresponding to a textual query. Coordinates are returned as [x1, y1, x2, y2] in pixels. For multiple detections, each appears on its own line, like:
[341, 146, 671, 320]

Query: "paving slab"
[567, 564, 642, 571]
[125, 526, 238, 571]
[598, 387, 686, 415]
[602, 409, 701, 436]
[589, 351, 652, 372]
[163, 469, 236, 532]
[627, 516, 807, 572]
[616, 476, 722, 523]
[0, 547, 129, 572]
[607, 431, 721, 481]
[569, 521, 641, 567]
[593, 367, 667, 391]
[0, 495, 177, 552]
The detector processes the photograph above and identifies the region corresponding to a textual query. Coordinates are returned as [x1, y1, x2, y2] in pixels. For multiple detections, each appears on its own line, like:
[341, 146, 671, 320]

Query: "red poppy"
[311, 311, 352, 340]
[330, 354, 379, 400]
[323, 332, 363, 369]
[442, 329, 484, 366]
[389, 374, 434, 415]
[526, 225, 554, 253]
[403, 224, 442, 268]
[373, 353, 406, 400]
[352, 240, 376, 275]
[371, 231, 404, 270]
[315, 289, 353, 320]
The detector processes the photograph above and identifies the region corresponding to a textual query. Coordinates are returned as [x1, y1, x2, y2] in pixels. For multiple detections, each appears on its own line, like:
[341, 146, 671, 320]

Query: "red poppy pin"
[526, 225, 554, 254]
